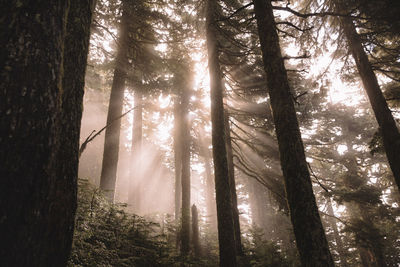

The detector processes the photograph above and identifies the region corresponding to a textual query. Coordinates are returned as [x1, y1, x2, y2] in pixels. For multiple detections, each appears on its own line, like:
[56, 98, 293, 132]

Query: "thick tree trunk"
[180, 79, 191, 255]
[99, 5, 129, 201]
[56, 0, 96, 263]
[128, 89, 143, 212]
[206, 0, 238, 266]
[253, 0, 334, 266]
[192, 204, 201, 258]
[224, 112, 244, 256]
[0, 1, 94, 266]
[340, 15, 400, 193]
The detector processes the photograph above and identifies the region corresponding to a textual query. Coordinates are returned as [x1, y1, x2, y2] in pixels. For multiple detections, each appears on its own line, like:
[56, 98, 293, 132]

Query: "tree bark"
[99, 4, 129, 201]
[340, 13, 400, 194]
[224, 112, 244, 256]
[206, 0, 238, 266]
[0, 1, 94, 265]
[253, 0, 334, 266]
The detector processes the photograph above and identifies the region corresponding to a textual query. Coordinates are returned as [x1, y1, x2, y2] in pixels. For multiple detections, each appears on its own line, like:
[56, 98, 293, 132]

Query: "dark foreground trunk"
[99, 5, 130, 201]
[0, 1, 94, 266]
[206, 0, 238, 266]
[253, 0, 334, 266]
[340, 15, 400, 193]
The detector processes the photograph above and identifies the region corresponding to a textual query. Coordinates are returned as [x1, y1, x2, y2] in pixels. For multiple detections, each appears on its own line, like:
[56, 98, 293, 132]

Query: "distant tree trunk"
[253, 0, 334, 266]
[128, 89, 143, 212]
[342, 127, 387, 267]
[174, 97, 182, 221]
[224, 112, 244, 256]
[99, 5, 129, 201]
[180, 75, 191, 256]
[206, 0, 238, 266]
[192, 204, 201, 258]
[327, 199, 348, 267]
[248, 178, 269, 231]
[339, 12, 400, 193]
[0, 1, 94, 266]
[198, 128, 217, 230]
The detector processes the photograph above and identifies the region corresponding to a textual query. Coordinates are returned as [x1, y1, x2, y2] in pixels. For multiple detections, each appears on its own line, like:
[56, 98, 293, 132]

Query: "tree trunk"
[180, 77, 191, 255]
[0, 1, 94, 265]
[55, 0, 96, 263]
[128, 89, 143, 212]
[253, 0, 334, 266]
[224, 112, 244, 256]
[206, 0, 238, 266]
[340, 13, 400, 193]
[248, 178, 269, 232]
[174, 97, 182, 221]
[198, 128, 217, 230]
[342, 126, 387, 267]
[327, 199, 348, 267]
[192, 204, 201, 258]
[99, 4, 129, 201]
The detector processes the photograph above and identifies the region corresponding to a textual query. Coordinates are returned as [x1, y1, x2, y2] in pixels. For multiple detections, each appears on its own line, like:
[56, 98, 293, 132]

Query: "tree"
[224, 112, 244, 256]
[191, 204, 201, 258]
[252, 0, 335, 265]
[99, 1, 130, 201]
[174, 96, 183, 221]
[0, 1, 95, 265]
[336, 2, 400, 193]
[198, 128, 217, 229]
[206, 0, 238, 266]
[178, 60, 192, 255]
[128, 87, 143, 211]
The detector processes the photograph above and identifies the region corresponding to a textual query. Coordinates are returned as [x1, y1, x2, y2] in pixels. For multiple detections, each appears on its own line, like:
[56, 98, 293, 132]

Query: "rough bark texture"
[340, 16, 400, 193]
[253, 0, 334, 266]
[224, 112, 243, 256]
[0, 1, 94, 266]
[128, 89, 143, 212]
[99, 5, 129, 201]
[56, 0, 96, 263]
[191, 204, 201, 258]
[180, 77, 191, 255]
[206, 0, 238, 266]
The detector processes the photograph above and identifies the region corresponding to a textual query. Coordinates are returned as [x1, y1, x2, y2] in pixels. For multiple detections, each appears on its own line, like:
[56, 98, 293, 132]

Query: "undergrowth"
[68, 179, 298, 266]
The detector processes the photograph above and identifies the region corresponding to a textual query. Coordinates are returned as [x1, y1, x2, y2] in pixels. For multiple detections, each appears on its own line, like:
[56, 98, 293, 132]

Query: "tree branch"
[79, 106, 138, 158]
